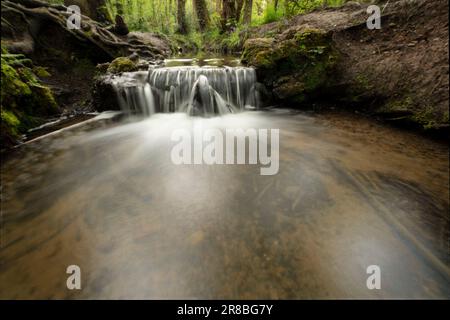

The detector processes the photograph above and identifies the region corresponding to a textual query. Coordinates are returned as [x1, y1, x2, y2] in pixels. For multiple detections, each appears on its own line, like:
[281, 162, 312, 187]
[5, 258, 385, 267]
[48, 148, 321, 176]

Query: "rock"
[126, 32, 172, 58]
[92, 76, 120, 112]
[128, 52, 140, 63]
[1, 48, 59, 145]
[241, 38, 275, 66]
[107, 57, 137, 74]
[112, 15, 129, 36]
[96, 62, 110, 74]
[242, 28, 338, 103]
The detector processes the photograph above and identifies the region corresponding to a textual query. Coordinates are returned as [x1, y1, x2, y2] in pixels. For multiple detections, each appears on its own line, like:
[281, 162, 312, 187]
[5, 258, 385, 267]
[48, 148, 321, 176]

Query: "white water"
[110, 65, 261, 116]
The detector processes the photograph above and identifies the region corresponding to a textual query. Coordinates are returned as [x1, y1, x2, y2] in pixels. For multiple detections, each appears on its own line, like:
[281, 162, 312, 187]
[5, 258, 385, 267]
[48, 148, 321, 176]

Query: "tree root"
[1, 0, 170, 60]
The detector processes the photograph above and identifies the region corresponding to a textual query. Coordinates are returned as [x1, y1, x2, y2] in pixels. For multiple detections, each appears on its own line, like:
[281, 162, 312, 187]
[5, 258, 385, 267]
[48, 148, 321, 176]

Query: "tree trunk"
[177, 0, 188, 34]
[192, 0, 209, 31]
[216, 0, 222, 13]
[243, 0, 252, 25]
[235, 0, 244, 22]
[221, 0, 236, 32]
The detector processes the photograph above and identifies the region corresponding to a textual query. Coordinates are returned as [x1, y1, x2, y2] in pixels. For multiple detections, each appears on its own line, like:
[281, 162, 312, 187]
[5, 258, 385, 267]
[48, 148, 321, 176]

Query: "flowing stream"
[110, 58, 261, 116]
[0, 58, 449, 299]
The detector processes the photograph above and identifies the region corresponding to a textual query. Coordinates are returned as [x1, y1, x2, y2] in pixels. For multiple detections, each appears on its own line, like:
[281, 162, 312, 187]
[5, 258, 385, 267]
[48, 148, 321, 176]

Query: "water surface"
[1, 110, 449, 299]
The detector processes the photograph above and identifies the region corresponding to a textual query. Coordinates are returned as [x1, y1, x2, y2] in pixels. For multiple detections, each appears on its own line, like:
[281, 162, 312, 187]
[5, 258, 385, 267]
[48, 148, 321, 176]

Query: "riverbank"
[241, 0, 449, 136]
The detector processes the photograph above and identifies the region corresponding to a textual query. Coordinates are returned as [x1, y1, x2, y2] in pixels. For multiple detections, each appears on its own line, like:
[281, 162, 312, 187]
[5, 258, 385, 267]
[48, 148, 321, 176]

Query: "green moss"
[243, 29, 338, 101]
[354, 74, 372, 91]
[385, 97, 413, 113]
[33, 66, 51, 78]
[1, 48, 59, 143]
[410, 106, 439, 130]
[1, 61, 32, 104]
[1, 53, 33, 68]
[442, 110, 449, 124]
[1, 43, 8, 55]
[29, 84, 59, 113]
[107, 57, 137, 74]
[1, 110, 20, 135]
[242, 38, 275, 66]
[17, 67, 40, 85]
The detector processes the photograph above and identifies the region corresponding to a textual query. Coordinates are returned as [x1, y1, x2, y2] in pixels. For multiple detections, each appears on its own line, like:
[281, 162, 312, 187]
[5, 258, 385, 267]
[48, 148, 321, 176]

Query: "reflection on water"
[164, 57, 242, 68]
[0, 110, 449, 299]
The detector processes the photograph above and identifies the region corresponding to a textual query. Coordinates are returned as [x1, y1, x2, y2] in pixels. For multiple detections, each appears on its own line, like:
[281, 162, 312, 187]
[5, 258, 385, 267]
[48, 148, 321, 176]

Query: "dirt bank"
[242, 0, 449, 136]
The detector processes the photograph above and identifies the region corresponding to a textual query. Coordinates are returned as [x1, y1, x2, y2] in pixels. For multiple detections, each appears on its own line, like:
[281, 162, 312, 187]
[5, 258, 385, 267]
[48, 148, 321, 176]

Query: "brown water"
[1, 110, 449, 299]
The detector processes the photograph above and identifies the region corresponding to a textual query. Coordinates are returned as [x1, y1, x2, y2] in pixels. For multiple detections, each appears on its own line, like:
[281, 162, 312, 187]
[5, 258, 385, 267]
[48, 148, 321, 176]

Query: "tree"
[193, 0, 209, 31]
[235, 0, 244, 22]
[221, 0, 236, 32]
[243, 0, 253, 25]
[177, 0, 188, 34]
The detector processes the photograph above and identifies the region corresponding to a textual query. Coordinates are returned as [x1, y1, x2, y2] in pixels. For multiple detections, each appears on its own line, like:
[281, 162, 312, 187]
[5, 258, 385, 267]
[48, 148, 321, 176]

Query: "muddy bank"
[242, 0, 449, 136]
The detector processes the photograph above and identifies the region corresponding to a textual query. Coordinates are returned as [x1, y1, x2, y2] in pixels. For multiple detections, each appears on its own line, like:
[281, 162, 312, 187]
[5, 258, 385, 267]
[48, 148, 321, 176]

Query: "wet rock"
[92, 76, 120, 112]
[107, 57, 137, 74]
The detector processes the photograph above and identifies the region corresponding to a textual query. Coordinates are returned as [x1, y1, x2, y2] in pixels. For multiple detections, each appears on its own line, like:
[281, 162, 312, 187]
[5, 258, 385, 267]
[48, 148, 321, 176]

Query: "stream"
[0, 58, 449, 299]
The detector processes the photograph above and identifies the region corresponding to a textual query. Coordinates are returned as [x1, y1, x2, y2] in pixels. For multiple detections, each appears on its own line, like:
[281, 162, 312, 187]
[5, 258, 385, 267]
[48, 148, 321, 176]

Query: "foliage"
[43, 0, 368, 52]
[1, 45, 59, 142]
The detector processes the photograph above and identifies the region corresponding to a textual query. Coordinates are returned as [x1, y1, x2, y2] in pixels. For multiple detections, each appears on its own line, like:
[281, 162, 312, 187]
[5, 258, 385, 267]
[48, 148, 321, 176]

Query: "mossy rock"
[1, 109, 20, 136]
[242, 38, 275, 66]
[96, 62, 111, 74]
[243, 29, 338, 102]
[1, 49, 59, 145]
[107, 57, 137, 74]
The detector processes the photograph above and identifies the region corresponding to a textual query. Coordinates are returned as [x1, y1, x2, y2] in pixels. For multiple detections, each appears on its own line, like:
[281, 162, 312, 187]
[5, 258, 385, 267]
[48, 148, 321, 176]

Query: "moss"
[95, 62, 110, 75]
[1, 61, 32, 105]
[354, 74, 373, 91]
[242, 38, 275, 66]
[107, 57, 137, 74]
[33, 66, 51, 78]
[410, 106, 439, 130]
[1, 109, 20, 135]
[1, 53, 33, 68]
[1, 48, 59, 143]
[385, 97, 413, 113]
[17, 67, 40, 85]
[242, 29, 338, 101]
[442, 110, 449, 124]
[1, 43, 8, 55]
[29, 84, 59, 114]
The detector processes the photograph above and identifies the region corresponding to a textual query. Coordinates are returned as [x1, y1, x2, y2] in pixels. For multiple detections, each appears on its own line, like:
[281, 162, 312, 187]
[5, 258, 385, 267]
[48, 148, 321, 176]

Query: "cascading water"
[110, 61, 261, 116]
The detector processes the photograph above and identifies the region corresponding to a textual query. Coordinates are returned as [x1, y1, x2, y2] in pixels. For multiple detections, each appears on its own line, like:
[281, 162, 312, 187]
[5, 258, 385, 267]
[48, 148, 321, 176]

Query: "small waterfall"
[110, 65, 261, 116]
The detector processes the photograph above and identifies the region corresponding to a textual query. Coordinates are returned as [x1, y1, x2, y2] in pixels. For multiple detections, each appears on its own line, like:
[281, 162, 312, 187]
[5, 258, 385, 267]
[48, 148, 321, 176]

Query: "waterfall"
[110, 66, 261, 116]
